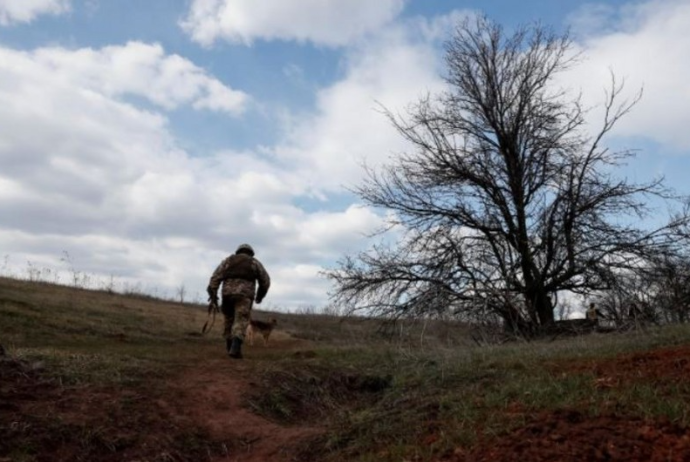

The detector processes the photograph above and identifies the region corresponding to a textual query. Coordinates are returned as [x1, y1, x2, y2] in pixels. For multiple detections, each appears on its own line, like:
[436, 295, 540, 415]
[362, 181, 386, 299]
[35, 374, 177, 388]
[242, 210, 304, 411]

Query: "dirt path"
[7, 336, 690, 461]
[169, 337, 322, 462]
[0, 333, 322, 462]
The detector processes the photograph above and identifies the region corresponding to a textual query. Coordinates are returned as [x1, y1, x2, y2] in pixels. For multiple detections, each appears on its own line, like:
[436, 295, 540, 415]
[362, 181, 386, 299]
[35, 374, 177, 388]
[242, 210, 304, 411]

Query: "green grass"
[0, 277, 239, 461]
[0, 276, 216, 384]
[4, 275, 690, 461]
[246, 326, 690, 461]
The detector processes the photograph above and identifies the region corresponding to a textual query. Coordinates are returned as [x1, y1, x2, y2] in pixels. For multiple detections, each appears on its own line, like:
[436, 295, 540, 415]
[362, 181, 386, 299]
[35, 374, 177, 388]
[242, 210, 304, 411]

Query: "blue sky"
[1, 0, 689, 309]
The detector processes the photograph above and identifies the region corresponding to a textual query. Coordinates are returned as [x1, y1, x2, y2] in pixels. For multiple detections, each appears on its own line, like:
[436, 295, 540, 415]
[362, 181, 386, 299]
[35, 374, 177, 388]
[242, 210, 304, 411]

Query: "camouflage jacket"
[207, 253, 271, 302]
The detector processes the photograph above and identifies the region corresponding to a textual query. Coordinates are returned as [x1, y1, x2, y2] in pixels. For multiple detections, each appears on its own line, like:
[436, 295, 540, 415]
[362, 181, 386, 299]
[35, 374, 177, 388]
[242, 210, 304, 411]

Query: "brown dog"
[246, 317, 278, 346]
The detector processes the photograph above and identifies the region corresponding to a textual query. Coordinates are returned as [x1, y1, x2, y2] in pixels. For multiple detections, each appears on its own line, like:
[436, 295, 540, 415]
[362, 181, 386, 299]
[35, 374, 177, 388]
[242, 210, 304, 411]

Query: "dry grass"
[4, 276, 690, 461]
[0, 276, 216, 385]
[251, 307, 475, 349]
[245, 323, 690, 461]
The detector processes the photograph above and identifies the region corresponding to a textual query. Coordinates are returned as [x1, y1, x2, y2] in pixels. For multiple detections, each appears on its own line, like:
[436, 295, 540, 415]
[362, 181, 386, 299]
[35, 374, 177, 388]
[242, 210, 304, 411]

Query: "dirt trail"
[169, 336, 322, 462]
[0, 332, 322, 462]
[11, 328, 690, 461]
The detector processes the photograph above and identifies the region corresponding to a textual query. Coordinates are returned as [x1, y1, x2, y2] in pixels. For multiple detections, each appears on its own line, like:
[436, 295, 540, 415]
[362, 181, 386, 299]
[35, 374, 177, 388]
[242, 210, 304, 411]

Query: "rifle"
[201, 297, 220, 335]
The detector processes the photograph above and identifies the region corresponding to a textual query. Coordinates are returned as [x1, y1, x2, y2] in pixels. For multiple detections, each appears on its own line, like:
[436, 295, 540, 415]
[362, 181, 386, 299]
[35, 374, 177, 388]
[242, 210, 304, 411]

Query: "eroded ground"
[4, 341, 690, 461]
[444, 345, 690, 462]
[0, 334, 321, 462]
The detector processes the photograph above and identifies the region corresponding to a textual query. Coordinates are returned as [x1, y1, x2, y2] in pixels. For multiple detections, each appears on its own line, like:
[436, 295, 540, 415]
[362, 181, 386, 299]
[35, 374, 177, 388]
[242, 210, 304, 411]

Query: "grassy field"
[3, 276, 690, 461]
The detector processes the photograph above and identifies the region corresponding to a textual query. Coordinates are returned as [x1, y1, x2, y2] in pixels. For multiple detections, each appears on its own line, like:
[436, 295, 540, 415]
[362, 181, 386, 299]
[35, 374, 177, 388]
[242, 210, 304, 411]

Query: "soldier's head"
[235, 243, 255, 257]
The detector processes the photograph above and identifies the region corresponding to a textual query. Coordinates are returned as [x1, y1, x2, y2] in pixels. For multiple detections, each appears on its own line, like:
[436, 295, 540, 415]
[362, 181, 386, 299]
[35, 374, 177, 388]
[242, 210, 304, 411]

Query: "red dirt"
[0, 336, 322, 462]
[5, 342, 690, 461]
[445, 409, 690, 462]
[550, 344, 690, 385]
[439, 344, 690, 462]
[170, 353, 323, 462]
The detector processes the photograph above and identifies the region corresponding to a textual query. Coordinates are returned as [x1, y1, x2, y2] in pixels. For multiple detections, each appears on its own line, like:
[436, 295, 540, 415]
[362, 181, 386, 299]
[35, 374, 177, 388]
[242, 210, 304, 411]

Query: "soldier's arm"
[254, 259, 271, 304]
[207, 258, 229, 300]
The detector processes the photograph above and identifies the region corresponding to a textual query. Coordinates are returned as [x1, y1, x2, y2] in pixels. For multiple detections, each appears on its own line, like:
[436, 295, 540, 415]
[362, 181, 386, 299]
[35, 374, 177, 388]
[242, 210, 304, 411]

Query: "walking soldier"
[207, 244, 270, 359]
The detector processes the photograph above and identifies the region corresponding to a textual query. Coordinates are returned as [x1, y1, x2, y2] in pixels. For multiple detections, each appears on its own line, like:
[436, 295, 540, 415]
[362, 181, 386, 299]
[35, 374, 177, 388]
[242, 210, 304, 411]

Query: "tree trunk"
[536, 294, 555, 326]
[527, 287, 555, 326]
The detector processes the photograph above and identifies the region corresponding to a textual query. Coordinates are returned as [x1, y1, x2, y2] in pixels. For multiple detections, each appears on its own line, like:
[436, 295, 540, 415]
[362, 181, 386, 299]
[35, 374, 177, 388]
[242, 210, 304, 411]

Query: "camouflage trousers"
[221, 294, 253, 340]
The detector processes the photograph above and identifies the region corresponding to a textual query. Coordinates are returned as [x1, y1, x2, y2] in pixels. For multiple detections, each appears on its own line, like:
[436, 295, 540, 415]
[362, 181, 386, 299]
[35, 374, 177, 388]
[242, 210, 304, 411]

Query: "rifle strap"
[201, 302, 219, 335]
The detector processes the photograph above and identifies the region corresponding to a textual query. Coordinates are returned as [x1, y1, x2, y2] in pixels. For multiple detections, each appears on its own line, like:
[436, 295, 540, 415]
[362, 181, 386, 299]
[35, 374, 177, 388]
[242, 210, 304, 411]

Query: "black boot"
[228, 337, 243, 359]
[225, 338, 232, 355]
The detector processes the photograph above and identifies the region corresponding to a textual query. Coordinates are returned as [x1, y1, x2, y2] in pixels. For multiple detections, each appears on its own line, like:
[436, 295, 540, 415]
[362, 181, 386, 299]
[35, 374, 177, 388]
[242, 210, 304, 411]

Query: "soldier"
[586, 302, 604, 324]
[207, 244, 270, 359]
[586, 302, 597, 322]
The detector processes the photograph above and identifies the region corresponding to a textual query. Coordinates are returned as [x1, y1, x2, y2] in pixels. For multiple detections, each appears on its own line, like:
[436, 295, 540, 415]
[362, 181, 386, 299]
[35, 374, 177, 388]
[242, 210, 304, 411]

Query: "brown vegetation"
[4, 276, 690, 461]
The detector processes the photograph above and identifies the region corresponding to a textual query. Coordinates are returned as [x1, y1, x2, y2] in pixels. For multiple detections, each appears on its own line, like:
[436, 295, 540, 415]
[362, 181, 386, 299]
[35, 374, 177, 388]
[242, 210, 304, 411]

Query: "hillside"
[3, 276, 690, 461]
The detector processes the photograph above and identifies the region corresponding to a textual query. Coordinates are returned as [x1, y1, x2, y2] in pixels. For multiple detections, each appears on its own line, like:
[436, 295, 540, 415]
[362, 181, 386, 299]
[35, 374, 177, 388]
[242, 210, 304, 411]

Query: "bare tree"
[593, 251, 690, 328]
[593, 269, 658, 326]
[649, 254, 690, 323]
[623, 253, 690, 324]
[176, 284, 186, 304]
[326, 17, 689, 334]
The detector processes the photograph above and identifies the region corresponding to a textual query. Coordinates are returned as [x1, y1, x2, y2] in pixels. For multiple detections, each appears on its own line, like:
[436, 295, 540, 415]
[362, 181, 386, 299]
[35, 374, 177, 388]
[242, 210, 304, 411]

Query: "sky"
[1, 0, 690, 310]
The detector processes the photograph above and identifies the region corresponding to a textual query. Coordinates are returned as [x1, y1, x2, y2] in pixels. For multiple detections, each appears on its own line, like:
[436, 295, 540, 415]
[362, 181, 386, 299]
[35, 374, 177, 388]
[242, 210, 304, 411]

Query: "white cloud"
[267, 264, 332, 307]
[180, 0, 405, 47]
[0, 39, 386, 307]
[0, 0, 70, 25]
[0, 7, 478, 309]
[7, 0, 688, 311]
[23, 42, 249, 115]
[565, 0, 690, 150]
[272, 13, 468, 192]
[250, 205, 382, 260]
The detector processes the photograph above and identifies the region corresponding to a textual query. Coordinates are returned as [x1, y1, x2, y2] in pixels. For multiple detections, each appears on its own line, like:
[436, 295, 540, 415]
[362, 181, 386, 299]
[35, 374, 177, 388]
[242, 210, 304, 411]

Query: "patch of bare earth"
[170, 353, 323, 462]
[550, 344, 690, 385]
[0, 355, 221, 462]
[444, 409, 690, 462]
[0, 337, 322, 462]
[438, 345, 690, 462]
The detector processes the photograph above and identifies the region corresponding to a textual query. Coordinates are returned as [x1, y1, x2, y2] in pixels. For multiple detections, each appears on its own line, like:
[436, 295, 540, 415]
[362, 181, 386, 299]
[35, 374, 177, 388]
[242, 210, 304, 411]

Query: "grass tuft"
[5, 276, 690, 461]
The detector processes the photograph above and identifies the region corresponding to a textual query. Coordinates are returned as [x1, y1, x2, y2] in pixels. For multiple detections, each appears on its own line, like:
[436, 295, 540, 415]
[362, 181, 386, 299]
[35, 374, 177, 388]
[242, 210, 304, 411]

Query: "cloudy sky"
[1, 0, 689, 309]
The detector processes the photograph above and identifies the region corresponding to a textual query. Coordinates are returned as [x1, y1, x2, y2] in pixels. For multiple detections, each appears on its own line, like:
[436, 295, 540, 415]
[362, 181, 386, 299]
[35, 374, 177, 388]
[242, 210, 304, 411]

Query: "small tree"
[593, 252, 690, 326]
[326, 17, 689, 333]
[650, 255, 690, 323]
[176, 284, 187, 304]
